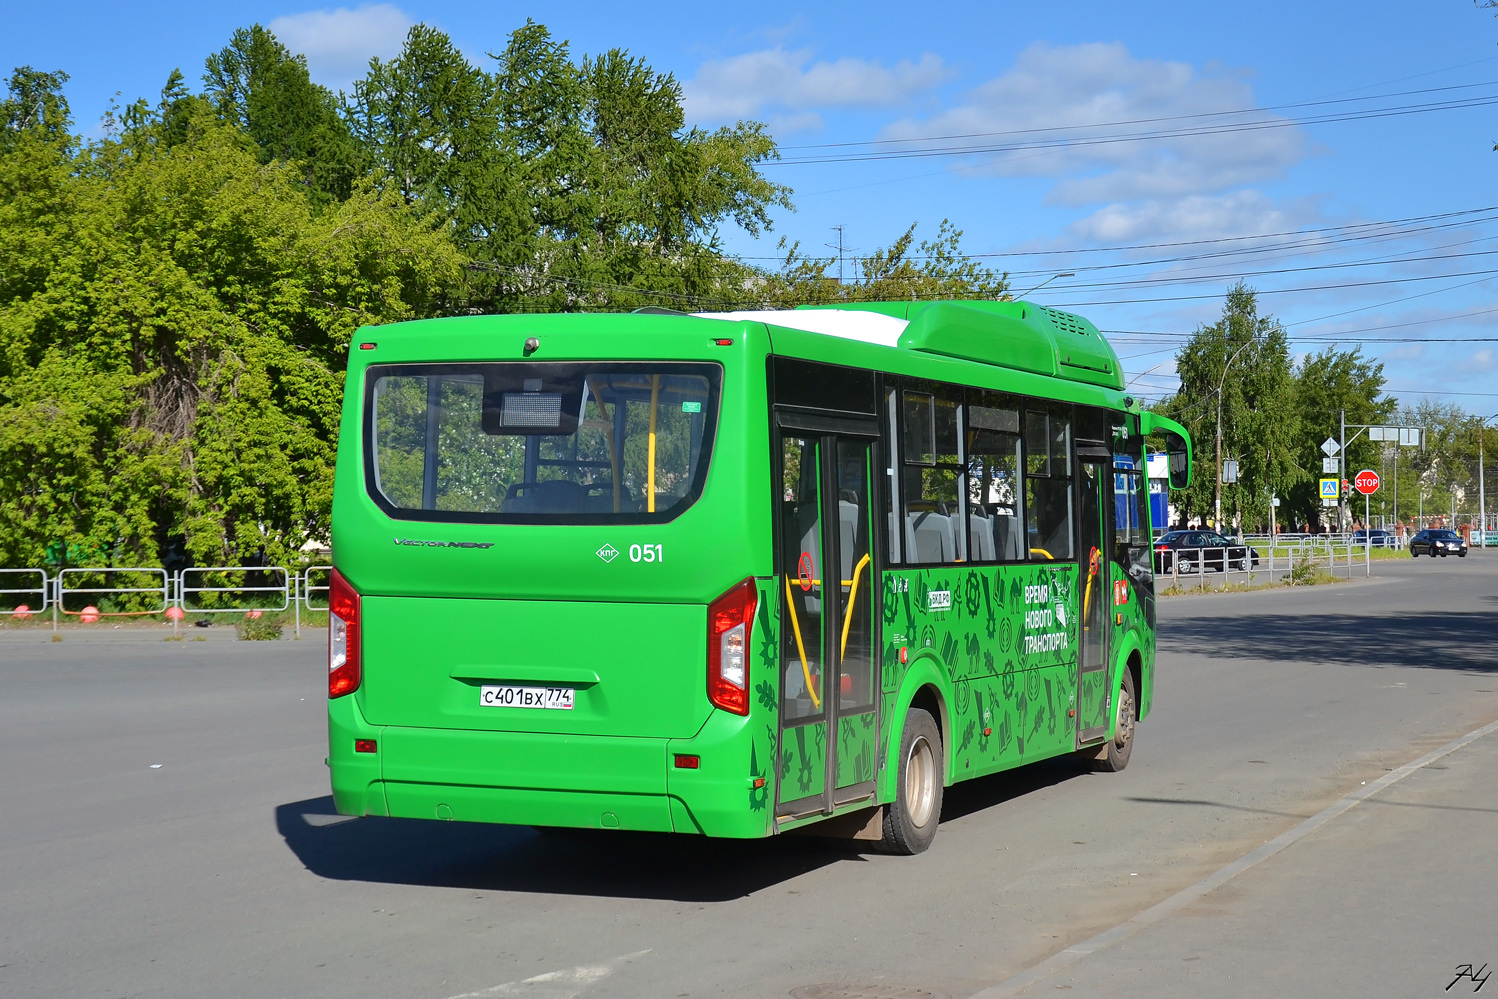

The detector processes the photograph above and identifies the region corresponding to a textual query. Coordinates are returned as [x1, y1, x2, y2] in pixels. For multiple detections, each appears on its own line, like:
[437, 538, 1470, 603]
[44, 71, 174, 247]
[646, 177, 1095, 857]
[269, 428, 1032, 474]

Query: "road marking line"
[443, 950, 651, 999]
[968, 717, 1498, 999]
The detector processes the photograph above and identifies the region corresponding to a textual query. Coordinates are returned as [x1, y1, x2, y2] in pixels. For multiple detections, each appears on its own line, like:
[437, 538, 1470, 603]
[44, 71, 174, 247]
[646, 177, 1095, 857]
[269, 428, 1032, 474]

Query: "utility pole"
[826, 225, 847, 285]
[1339, 408, 1347, 532]
[1214, 335, 1261, 531]
[1479, 413, 1496, 546]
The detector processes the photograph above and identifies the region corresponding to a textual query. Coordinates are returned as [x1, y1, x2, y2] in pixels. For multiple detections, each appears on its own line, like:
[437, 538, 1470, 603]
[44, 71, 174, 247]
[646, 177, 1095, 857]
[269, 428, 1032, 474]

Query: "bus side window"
[900, 387, 966, 564]
[966, 399, 1023, 562]
[1024, 409, 1074, 561]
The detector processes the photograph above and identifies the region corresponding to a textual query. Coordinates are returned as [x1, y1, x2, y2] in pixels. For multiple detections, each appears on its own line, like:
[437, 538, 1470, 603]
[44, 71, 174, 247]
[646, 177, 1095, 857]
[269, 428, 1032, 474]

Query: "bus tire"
[881, 707, 943, 855]
[1095, 668, 1137, 773]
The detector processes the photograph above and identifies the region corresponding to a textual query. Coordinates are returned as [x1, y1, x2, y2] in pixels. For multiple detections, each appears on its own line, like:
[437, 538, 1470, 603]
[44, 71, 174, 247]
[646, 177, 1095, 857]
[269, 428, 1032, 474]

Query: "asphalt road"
[2, 552, 1496, 998]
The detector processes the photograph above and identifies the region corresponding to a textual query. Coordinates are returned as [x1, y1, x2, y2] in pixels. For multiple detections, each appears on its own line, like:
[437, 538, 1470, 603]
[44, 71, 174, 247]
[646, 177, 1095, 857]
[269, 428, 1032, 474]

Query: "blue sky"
[8, 1, 1498, 413]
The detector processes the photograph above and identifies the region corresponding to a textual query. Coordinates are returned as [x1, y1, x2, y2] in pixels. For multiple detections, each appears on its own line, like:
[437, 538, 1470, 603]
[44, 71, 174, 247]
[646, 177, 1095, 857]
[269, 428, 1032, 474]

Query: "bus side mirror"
[1166, 431, 1191, 489]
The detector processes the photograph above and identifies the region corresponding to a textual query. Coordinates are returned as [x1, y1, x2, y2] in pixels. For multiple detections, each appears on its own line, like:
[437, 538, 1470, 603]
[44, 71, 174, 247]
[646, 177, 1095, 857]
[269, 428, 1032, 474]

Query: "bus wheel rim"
[905, 735, 936, 827]
[1115, 686, 1135, 749]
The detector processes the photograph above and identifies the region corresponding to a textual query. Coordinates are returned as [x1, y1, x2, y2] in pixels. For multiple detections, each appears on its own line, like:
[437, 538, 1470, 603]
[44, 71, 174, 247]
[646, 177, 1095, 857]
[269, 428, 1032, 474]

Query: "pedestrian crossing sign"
[1319, 477, 1339, 499]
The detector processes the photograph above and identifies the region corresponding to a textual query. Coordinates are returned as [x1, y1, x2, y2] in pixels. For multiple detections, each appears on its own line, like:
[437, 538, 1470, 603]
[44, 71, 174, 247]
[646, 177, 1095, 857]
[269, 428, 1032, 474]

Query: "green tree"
[0, 66, 72, 153]
[0, 103, 461, 568]
[1153, 283, 1300, 531]
[349, 21, 791, 313]
[752, 220, 1009, 308]
[1387, 399, 1488, 527]
[203, 25, 363, 202]
[1285, 346, 1394, 529]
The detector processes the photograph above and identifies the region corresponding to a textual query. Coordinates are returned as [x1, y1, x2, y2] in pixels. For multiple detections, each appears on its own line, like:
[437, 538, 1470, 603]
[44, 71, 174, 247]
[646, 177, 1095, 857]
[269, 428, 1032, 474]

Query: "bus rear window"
[364, 362, 720, 523]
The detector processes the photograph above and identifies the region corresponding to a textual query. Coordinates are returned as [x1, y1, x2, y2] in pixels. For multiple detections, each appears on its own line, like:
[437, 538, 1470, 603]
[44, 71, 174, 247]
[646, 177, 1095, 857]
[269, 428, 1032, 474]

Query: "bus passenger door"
[776, 430, 879, 818]
[1076, 457, 1111, 745]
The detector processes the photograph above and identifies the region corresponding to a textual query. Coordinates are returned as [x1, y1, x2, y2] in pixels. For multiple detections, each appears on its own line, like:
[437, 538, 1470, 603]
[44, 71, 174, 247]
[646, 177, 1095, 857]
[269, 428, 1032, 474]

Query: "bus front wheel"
[1094, 669, 1137, 773]
[881, 707, 943, 855]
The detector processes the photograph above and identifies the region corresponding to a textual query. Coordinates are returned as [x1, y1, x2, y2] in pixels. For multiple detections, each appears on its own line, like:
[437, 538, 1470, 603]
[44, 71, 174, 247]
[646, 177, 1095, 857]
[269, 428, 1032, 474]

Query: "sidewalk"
[1002, 725, 1498, 998]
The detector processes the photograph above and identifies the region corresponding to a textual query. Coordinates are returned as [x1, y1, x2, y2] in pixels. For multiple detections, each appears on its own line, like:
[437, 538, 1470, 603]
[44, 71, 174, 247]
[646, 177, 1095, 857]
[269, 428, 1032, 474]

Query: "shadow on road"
[276, 795, 853, 900]
[1161, 611, 1498, 673]
[277, 760, 1094, 898]
[939, 754, 1094, 821]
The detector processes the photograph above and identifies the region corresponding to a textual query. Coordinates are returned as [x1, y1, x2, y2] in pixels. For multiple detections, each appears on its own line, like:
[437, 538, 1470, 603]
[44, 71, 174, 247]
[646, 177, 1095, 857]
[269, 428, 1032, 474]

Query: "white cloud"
[1064, 190, 1305, 244]
[883, 41, 1308, 207]
[269, 4, 411, 88]
[684, 48, 950, 122]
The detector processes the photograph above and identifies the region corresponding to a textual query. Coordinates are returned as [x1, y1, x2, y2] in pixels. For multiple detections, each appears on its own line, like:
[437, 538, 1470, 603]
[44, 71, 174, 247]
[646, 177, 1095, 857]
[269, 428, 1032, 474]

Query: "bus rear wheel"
[1094, 669, 1137, 773]
[881, 707, 943, 855]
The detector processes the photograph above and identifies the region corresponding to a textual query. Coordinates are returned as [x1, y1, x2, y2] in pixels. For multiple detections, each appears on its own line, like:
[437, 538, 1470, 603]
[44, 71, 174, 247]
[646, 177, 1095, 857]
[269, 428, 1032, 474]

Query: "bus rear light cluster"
[707, 578, 757, 715]
[328, 569, 362, 698]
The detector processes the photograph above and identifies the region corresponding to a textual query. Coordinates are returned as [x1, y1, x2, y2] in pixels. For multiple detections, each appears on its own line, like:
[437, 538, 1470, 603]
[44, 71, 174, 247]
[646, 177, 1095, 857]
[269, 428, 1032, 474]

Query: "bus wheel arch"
[908, 683, 948, 779]
[1094, 660, 1138, 773]
[881, 660, 952, 798]
[1126, 650, 1143, 725]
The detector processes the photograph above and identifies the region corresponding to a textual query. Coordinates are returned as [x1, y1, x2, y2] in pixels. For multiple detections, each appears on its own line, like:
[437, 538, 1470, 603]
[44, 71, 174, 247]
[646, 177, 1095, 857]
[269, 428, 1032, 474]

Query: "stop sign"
[1354, 469, 1380, 495]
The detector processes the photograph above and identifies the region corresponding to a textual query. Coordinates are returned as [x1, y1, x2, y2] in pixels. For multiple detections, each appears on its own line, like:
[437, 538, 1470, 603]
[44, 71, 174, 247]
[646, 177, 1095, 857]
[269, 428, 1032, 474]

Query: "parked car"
[1154, 530, 1262, 573]
[1409, 529, 1468, 558]
[1352, 528, 1396, 548]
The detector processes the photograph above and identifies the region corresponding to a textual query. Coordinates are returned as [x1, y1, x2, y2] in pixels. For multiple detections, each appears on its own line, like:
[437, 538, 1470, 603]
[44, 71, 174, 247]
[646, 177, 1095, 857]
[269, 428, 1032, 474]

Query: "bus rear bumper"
[328, 696, 769, 837]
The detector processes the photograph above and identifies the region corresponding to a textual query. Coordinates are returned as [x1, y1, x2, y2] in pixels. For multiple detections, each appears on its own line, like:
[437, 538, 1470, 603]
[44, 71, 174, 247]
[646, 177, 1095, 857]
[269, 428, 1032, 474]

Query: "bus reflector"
[713, 338, 733, 346]
[707, 578, 756, 715]
[328, 569, 362, 698]
[674, 754, 700, 769]
[355, 739, 377, 754]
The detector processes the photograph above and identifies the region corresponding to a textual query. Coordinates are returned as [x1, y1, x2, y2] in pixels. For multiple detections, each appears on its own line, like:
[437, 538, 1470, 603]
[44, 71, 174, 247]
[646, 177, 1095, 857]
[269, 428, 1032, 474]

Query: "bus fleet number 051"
[630, 544, 663, 563]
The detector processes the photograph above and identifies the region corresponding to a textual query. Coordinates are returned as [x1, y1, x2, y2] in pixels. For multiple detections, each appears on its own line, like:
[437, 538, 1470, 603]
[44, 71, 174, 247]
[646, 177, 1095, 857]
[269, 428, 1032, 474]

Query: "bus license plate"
[479, 685, 575, 710]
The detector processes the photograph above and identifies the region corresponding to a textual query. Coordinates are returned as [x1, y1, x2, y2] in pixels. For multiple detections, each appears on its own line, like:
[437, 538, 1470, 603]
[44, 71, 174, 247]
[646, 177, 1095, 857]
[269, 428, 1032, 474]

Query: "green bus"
[326, 299, 1192, 854]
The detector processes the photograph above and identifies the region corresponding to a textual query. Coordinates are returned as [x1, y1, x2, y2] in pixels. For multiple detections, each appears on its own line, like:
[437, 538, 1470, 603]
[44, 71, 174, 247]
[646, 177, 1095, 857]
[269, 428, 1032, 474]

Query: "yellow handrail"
[1031, 548, 1054, 560]
[783, 574, 821, 710]
[840, 553, 871, 657]
[646, 375, 660, 513]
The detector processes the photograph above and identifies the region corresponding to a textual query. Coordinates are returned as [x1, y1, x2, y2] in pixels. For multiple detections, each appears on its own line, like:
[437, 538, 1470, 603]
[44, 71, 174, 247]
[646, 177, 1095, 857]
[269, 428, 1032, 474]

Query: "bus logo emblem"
[596, 543, 620, 563]
[928, 590, 952, 611]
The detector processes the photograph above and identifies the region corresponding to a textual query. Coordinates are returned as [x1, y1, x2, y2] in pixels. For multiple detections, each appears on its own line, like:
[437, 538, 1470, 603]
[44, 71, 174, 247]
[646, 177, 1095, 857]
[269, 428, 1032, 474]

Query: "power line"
[778, 80, 1498, 152]
[1050, 267, 1498, 308]
[767, 92, 1498, 166]
[728, 206, 1498, 262]
[1042, 246, 1498, 295]
[997, 222, 1498, 281]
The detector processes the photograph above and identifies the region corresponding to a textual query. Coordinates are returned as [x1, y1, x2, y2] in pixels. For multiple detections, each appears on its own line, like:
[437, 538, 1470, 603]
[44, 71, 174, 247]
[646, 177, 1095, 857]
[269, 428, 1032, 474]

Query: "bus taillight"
[329, 569, 362, 698]
[707, 578, 756, 716]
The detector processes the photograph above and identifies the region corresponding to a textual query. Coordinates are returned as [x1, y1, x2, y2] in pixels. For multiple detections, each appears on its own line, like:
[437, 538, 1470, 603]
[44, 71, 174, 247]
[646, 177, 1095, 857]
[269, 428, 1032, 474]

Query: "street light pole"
[1339, 408, 1347, 533]
[1479, 413, 1497, 547]
[1214, 335, 1260, 531]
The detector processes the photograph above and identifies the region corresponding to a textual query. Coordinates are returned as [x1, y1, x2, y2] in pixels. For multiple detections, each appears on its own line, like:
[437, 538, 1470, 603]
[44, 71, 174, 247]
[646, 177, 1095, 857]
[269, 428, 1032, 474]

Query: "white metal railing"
[295, 565, 332, 637]
[176, 566, 290, 614]
[57, 567, 171, 623]
[0, 568, 49, 616]
[0, 566, 332, 637]
[1155, 533, 1373, 591]
[174, 566, 291, 638]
